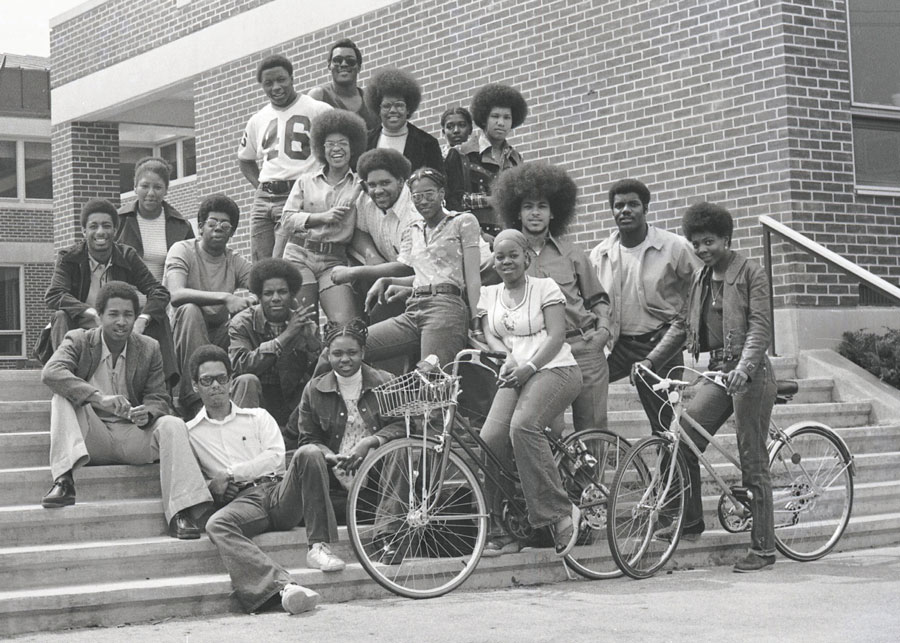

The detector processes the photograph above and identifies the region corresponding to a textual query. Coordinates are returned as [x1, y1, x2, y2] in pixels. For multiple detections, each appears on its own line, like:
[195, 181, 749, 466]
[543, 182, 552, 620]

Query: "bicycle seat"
[776, 380, 799, 395]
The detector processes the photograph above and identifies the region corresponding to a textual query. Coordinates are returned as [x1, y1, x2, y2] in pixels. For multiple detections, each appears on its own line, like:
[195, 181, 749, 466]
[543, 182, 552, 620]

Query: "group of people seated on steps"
[34, 37, 779, 617]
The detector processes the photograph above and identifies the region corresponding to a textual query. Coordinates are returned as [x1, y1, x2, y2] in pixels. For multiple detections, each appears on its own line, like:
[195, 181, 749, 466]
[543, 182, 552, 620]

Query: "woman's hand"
[725, 368, 750, 395]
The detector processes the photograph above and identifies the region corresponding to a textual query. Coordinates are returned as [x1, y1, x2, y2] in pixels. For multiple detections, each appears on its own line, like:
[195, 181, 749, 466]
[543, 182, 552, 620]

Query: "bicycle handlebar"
[633, 362, 726, 391]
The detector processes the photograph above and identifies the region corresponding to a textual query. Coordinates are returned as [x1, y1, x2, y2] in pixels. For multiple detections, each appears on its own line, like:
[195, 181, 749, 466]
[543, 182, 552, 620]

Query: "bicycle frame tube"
[677, 411, 748, 510]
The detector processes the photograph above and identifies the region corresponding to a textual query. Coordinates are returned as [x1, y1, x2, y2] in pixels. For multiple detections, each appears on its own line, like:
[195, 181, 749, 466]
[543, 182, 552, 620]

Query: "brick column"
[51, 122, 120, 251]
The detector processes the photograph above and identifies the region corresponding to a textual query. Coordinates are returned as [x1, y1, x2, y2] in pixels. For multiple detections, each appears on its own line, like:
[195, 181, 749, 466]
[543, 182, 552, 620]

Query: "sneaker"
[481, 535, 522, 558]
[552, 504, 582, 557]
[733, 552, 776, 573]
[280, 583, 320, 614]
[306, 542, 346, 572]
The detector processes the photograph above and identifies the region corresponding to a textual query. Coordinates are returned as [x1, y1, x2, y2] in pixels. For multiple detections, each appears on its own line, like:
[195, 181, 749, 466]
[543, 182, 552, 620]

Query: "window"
[119, 137, 196, 194]
[0, 266, 24, 358]
[848, 0, 900, 192]
[0, 140, 53, 201]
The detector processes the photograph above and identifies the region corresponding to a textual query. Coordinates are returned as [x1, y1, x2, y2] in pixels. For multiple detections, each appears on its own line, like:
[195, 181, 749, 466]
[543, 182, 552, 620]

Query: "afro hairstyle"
[134, 156, 173, 188]
[364, 66, 422, 117]
[491, 163, 578, 237]
[197, 194, 240, 230]
[309, 110, 368, 168]
[470, 83, 528, 130]
[356, 148, 412, 182]
[188, 344, 232, 382]
[80, 198, 119, 228]
[607, 178, 651, 210]
[96, 281, 139, 316]
[249, 258, 303, 298]
[681, 202, 735, 241]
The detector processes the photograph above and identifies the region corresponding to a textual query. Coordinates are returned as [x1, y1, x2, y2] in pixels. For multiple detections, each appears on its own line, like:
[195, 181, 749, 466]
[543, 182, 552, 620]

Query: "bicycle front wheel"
[346, 436, 488, 599]
[607, 436, 686, 579]
[769, 425, 854, 561]
[556, 429, 630, 579]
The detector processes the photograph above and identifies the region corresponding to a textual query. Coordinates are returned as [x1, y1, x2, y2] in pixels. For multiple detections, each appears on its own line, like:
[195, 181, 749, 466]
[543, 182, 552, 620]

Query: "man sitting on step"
[41, 281, 212, 541]
[185, 344, 345, 615]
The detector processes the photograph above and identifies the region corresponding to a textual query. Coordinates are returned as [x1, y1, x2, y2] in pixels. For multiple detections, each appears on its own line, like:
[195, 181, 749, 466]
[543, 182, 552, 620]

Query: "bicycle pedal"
[730, 486, 752, 504]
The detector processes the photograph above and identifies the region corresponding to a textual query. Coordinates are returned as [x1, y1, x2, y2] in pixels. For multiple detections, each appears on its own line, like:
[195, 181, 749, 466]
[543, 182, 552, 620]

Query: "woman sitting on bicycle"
[653, 202, 778, 573]
[477, 229, 583, 557]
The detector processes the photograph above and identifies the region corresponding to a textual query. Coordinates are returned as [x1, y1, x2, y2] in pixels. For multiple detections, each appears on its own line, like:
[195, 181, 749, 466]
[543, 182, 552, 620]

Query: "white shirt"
[617, 239, 664, 335]
[355, 185, 421, 263]
[88, 334, 129, 423]
[136, 214, 168, 281]
[376, 128, 408, 154]
[187, 404, 285, 483]
[237, 94, 332, 182]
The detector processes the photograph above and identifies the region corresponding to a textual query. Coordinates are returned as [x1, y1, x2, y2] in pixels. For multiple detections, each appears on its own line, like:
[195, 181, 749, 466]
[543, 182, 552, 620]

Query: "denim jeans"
[480, 365, 582, 530]
[171, 303, 230, 410]
[567, 331, 610, 431]
[204, 445, 338, 612]
[608, 333, 684, 435]
[365, 293, 469, 371]
[680, 357, 777, 556]
[250, 189, 289, 263]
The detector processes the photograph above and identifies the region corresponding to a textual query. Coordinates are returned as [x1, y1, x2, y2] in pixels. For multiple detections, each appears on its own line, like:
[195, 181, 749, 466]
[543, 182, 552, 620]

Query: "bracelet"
[526, 361, 538, 373]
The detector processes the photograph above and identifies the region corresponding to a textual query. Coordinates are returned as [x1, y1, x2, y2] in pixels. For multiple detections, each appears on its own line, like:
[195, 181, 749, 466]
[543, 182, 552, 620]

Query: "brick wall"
[54, 0, 900, 310]
[0, 263, 54, 370]
[163, 179, 200, 228]
[51, 122, 120, 251]
[0, 208, 53, 243]
[50, 0, 271, 88]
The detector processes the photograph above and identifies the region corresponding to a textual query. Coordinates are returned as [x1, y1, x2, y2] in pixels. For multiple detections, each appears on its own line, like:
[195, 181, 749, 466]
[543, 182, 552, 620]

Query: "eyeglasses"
[331, 56, 358, 68]
[411, 189, 440, 203]
[324, 140, 351, 150]
[205, 219, 233, 232]
[380, 101, 407, 113]
[198, 374, 230, 387]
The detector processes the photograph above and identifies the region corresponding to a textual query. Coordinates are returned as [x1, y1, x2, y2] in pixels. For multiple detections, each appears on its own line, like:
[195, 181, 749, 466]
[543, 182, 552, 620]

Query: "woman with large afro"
[278, 109, 368, 324]
[364, 66, 443, 173]
[492, 162, 611, 433]
[445, 83, 528, 237]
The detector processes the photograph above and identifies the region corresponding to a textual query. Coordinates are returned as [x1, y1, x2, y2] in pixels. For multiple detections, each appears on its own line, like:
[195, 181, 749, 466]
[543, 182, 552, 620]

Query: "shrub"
[837, 327, 900, 390]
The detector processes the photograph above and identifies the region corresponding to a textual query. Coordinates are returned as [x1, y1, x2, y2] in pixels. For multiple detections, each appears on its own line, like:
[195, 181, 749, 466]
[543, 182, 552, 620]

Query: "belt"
[235, 474, 283, 491]
[565, 323, 596, 340]
[300, 238, 345, 255]
[708, 348, 732, 363]
[411, 284, 461, 298]
[620, 325, 669, 344]
[260, 180, 296, 195]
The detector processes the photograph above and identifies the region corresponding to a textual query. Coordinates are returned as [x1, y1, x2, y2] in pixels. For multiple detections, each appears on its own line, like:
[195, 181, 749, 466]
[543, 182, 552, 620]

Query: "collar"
[601, 224, 666, 254]
[99, 331, 127, 362]
[187, 402, 256, 429]
[410, 207, 456, 230]
[313, 166, 355, 183]
[723, 250, 747, 285]
[88, 253, 110, 272]
[250, 303, 294, 332]
[315, 363, 385, 394]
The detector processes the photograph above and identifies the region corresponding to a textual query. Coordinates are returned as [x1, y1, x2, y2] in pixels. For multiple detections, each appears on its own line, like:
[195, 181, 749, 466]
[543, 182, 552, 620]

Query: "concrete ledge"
[798, 349, 900, 425]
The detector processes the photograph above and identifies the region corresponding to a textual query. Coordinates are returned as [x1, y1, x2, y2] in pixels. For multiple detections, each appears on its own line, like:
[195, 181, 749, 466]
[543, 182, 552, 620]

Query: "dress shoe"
[733, 552, 776, 573]
[41, 476, 75, 508]
[168, 511, 201, 540]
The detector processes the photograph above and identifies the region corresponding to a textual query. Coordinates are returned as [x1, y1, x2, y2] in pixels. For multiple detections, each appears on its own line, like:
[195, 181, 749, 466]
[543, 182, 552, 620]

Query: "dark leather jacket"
[296, 364, 405, 453]
[116, 200, 194, 256]
[366, 122, 443, 173]
[654, 251, 772, 377]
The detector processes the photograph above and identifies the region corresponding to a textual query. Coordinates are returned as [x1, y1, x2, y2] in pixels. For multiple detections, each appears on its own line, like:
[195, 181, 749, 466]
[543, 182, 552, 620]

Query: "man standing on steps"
[308, 38, 380, 131]
[589, 179, 698, 435]
[186, 345, 345, 616]
[238, 54, 332, 262]
[40, 281, 211, 541]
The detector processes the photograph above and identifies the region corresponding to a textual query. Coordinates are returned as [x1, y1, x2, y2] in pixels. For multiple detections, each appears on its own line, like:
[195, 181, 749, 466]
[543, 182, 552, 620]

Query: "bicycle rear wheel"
[556, 429, 631, 579]
[769, 425, 854, 561]
[607, 436, 686, 579]
[346, 436, 488, 598]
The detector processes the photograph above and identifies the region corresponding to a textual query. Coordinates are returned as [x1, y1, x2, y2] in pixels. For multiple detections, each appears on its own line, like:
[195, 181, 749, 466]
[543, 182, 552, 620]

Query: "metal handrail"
[760, 215, 900, 355]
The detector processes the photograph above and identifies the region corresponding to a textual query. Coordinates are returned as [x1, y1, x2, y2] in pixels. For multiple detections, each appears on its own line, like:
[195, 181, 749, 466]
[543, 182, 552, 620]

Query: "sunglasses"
[331, 56, 358, 68]
[198, 374, 230, 387]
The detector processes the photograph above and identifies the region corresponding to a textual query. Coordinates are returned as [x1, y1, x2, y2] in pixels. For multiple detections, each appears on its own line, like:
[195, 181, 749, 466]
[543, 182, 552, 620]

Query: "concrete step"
[607, 401, 872, 440]
[2, 509, 898, 638]
[0, 401, 50, 433]
[0, 464, 161, 507]
[0, 370, 49, 401]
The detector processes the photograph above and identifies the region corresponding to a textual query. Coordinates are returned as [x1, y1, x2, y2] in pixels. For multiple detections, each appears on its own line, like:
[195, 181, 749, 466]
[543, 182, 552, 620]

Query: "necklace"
[711, 279, 724, 306]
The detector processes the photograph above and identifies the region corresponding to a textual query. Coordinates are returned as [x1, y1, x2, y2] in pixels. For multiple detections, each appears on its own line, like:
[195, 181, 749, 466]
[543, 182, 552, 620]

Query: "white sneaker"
[306, 542, 346, 572]
[280, 583, 320, 614]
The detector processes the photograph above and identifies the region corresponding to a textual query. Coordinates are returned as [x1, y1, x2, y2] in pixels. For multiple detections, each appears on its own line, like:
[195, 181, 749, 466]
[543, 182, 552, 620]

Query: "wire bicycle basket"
[373, 369, 459, 417]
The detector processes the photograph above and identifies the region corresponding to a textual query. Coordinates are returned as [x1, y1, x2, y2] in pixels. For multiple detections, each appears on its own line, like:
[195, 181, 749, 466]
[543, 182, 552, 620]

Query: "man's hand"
[585, 326, 610, 351]
[310, 205, 350, 227]
[365, 278, 392, 313]
[336, 437, 379, 473]
[630, 359, 654, 386]
[90, 393, 132, 418]
[132, 316, 149, 336]
[383, 284, 412, 305]
[281, 303, 316, 344]
[128, 404, 150, 427]
[725, 368, 750, 396]
[209, 471, 239, 505]
[330, 266, 355, 285]
[225, 294, 253, 315]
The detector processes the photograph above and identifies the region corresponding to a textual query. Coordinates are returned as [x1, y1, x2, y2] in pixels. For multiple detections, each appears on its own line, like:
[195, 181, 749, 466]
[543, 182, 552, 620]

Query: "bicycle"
[607, 363, 855, 580]
[345, 348, 632, 598]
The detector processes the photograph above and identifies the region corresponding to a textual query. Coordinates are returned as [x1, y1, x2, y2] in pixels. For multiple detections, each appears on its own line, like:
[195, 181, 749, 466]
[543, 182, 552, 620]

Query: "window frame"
[0, 264, 26, 360]
[0, 137, 53, 204]
[119, 135, 197, 198]
[846, 1, 900, 196]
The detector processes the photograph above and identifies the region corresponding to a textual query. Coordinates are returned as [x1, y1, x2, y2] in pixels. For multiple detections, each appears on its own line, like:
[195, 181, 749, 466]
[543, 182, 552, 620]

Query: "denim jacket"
[296, 364, 405, 453]
[655, 251, 772, 376]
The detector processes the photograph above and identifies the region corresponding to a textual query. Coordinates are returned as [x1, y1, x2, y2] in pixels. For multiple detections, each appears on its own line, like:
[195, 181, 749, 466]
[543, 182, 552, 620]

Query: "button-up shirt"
[527, 235, 610, 335]
[86, 255, 112, 307]
[397, 209, 481, 289]
[186, 404, 285, 483]
[280, 167, 359, 245]
[355, 185, 421, 263]
[88, 334, 128, 422]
